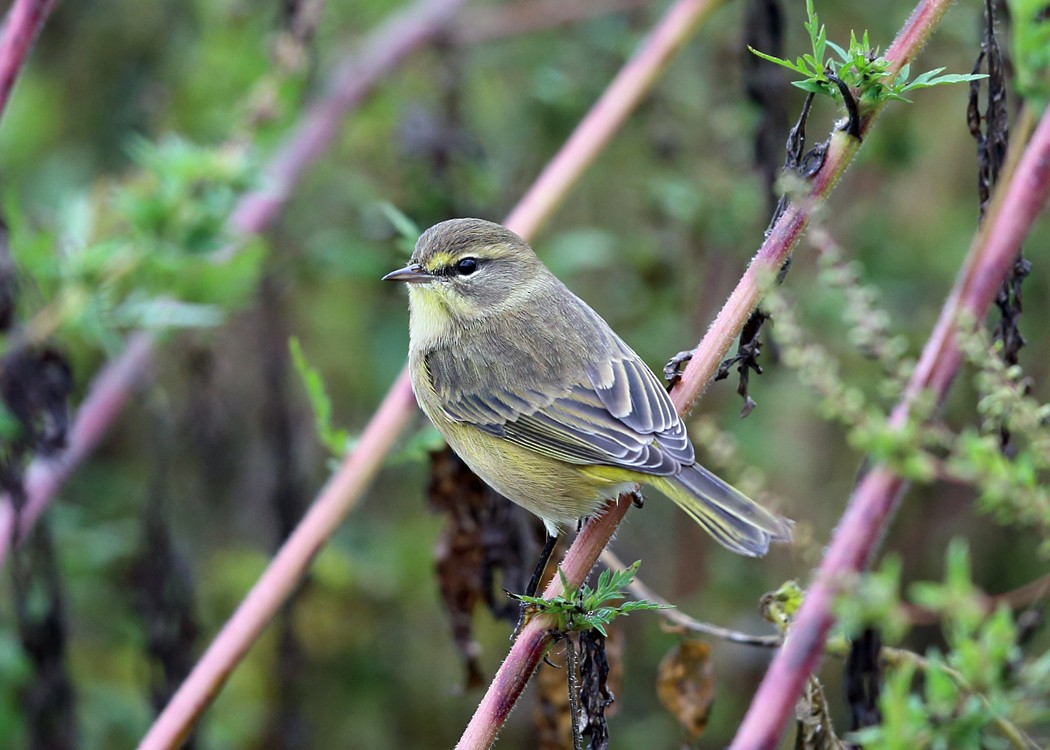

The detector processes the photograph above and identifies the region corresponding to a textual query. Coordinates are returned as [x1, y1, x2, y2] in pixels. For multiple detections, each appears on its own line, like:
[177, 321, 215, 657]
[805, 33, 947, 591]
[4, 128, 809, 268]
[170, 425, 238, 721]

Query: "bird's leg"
[630, 490, 644, 509]
[512, 533, 558, 640]
[525, 533, 558, 598]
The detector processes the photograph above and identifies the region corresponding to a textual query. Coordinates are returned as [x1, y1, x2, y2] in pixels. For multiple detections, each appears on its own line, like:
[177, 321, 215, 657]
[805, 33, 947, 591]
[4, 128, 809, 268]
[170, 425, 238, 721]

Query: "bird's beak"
[382, 263, 433, 283]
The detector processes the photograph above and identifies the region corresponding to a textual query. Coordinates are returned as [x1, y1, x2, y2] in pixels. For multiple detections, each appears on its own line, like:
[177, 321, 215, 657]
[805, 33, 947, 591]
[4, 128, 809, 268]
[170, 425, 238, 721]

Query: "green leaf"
[378, 202, 419, 253]
[747, 46, 808, 76]
[826, 39, 848, 62]
[289, 336, 349, 456]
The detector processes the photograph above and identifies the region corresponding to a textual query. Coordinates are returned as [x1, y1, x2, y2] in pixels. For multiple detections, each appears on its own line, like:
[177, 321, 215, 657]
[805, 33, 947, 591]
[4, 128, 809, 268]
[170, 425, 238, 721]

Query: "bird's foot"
[510, 595, 543, 641]
[663, 349, 694, 388]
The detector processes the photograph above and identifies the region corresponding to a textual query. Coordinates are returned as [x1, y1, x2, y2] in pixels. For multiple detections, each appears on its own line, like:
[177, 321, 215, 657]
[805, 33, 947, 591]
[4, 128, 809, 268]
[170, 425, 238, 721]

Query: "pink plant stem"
[138, 371, 419, 750]
[0, 0, 55, 120]
[728, 86, 1050, 750]
[0, 0, 465, 570]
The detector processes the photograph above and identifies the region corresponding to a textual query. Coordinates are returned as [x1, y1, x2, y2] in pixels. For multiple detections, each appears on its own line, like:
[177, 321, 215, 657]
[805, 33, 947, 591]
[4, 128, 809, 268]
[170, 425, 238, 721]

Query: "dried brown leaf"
[656, 639, 715, 740]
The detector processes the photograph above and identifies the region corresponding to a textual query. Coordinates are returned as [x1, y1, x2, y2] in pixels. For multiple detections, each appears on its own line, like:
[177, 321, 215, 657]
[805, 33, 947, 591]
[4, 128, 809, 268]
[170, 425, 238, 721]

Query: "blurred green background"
[0, 0, 1046, 747]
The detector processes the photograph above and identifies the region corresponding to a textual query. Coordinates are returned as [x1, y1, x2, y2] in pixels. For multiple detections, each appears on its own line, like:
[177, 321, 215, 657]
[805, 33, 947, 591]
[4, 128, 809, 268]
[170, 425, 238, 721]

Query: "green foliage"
[378, 202, 421, 257]
[947, 330, 1050, 553]
[838, 541, 1050, 749]
[749, 0, 985, 110]
[1008, 0, 1050, 107]
[770, 247, 1050, 526]
[833, 555, 911, 645]
[289, 336, 350, 457]
[513, 561, 670, 637]
[7, 136, 263, 354]
[763, 286, 939, 484]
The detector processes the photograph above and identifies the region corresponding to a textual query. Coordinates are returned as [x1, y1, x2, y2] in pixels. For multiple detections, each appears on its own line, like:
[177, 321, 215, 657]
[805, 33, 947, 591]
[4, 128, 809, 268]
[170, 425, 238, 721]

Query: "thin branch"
[464, 1, 963, 746]
[600, 549, 781, 647]
[729, 89, 1050, 750]
[0, 0, 467, 570]
[0, 0, 56, 121]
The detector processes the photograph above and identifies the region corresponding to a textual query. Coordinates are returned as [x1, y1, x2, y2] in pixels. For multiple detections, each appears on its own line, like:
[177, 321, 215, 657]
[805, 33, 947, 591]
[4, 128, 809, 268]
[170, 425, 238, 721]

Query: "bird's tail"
[653, 464, 793, 557]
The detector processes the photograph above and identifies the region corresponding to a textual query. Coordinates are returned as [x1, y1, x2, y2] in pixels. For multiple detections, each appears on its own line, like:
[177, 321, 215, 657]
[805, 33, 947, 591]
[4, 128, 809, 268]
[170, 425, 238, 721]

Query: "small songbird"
[385, 219, 791, 585]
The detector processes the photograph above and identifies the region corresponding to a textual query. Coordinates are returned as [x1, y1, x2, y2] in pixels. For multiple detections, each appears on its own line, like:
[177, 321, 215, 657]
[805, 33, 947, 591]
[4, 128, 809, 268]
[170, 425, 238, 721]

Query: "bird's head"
[383, 218, 548, 336]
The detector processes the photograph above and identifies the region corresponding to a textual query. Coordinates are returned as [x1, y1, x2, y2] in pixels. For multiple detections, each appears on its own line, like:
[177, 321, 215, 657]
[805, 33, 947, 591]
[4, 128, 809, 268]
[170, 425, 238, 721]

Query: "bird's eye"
[455, 257, 479, 276]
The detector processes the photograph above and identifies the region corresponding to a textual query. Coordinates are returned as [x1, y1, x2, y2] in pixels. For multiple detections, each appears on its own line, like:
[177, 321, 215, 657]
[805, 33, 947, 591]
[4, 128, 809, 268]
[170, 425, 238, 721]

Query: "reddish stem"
[729, 95, 1050, 750]
[0, 0, 55, 120]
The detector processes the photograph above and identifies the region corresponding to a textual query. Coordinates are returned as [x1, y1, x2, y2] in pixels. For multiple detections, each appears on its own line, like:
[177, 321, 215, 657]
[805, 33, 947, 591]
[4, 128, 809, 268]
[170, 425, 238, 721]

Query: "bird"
[384, 218, 791, 593]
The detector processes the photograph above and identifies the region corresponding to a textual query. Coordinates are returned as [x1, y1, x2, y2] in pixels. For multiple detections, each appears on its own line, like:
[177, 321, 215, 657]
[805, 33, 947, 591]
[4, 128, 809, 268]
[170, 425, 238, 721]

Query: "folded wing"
[431, 339, 694, 477]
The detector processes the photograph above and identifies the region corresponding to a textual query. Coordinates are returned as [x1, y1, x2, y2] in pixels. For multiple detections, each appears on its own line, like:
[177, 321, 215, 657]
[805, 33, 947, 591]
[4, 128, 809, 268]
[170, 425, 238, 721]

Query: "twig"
[0, 0, 56, 121]
[0, 0, 467, 571]
[600, 549, 780, 647]
[729, 76, 1050, 750]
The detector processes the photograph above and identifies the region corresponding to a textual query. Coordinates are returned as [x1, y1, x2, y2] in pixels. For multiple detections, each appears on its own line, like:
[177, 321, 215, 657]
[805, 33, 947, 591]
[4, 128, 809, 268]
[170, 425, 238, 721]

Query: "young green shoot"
[513, 560, 670, 637]
[749, 0, 986, 110]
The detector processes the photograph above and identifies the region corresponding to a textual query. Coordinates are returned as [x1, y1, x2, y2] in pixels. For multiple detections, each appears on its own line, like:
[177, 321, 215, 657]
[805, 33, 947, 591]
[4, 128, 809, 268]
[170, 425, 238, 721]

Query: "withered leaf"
[656, 639, 715, 740]
[533, 629, 624, 750]
[428, 446, 544, 689]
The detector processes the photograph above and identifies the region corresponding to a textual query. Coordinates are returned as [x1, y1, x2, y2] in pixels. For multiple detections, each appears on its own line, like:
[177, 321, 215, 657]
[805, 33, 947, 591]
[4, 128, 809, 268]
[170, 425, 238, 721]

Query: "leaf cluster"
[839, 542, 1050, 749]
[8, 136, 264, 355]
[749, 0, 984, 109]
[513, 561, 670, 637]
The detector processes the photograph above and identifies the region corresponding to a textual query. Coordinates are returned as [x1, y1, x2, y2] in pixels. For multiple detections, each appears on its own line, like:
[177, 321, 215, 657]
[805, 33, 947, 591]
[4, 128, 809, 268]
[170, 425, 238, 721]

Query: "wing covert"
[431, 341, 694, 476]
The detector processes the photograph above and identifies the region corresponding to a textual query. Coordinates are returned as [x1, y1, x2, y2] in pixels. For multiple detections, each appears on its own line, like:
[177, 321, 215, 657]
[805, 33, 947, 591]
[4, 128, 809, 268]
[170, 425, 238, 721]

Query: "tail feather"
[655, 464, 793, 557]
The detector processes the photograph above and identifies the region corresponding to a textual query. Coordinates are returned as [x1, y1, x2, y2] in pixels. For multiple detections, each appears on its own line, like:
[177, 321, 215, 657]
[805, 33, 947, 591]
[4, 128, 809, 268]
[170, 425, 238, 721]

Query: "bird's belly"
[446, 419, 615, 525]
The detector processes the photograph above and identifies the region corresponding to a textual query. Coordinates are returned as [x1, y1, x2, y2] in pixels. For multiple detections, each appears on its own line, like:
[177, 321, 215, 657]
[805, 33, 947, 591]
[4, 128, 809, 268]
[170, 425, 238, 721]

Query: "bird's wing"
[430, 342, 694, 476]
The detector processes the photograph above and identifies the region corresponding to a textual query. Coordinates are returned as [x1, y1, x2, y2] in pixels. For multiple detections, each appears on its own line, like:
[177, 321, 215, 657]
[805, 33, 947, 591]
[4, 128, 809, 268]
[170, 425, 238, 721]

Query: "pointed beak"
[382, 263, 433, 283]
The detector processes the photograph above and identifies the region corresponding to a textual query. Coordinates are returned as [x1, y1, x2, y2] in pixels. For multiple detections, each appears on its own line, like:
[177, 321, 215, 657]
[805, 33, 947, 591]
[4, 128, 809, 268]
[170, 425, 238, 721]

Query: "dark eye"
[455, 257, 479, 276]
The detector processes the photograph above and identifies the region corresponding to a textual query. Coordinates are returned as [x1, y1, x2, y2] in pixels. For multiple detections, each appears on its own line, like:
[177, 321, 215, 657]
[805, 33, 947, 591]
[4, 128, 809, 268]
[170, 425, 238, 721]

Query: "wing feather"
[432, 333, 693, 476]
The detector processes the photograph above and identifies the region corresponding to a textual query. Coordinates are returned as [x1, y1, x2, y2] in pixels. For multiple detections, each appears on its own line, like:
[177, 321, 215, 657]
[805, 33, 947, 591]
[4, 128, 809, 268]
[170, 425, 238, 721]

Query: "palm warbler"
[385, 218, 791, 562]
